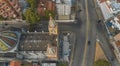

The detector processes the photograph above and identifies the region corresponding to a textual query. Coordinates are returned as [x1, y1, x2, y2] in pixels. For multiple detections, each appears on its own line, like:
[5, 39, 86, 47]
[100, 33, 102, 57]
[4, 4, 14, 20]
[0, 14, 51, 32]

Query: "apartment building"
[0, 0, 21, 19]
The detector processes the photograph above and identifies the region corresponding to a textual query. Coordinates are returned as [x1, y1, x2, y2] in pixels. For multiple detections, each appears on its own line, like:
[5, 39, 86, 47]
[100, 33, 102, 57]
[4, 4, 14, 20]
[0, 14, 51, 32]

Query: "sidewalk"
[95, 5, 104, 20]
[69, 32, 76, 66]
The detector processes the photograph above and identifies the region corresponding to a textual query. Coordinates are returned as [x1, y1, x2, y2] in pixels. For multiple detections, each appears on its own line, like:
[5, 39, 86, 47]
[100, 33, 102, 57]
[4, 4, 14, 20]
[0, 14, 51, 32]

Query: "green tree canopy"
[26, 0, 37, 10]
[44, 10, 56, 19]
[0, 15, 4, 21]
[94, 60, 111, 66]
[24, 8, 40, 24]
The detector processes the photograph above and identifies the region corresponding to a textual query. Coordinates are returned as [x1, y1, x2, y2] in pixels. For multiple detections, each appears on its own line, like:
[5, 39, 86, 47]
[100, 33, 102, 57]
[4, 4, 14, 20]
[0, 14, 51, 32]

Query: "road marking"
[82, 0, 90, 66]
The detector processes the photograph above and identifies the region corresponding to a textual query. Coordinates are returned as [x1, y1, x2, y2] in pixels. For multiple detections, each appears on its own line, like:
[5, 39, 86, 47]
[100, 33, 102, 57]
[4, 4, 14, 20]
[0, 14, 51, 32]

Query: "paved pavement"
[82, 0, 98, 66]
[59, 0, 120, 66]
[59, 0, 96, 66]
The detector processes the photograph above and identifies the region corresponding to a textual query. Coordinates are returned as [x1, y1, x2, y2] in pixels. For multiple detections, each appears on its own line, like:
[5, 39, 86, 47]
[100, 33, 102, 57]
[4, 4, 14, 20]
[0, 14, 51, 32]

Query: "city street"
[0, 0, 120, 65]
[58, 0, 120, 66]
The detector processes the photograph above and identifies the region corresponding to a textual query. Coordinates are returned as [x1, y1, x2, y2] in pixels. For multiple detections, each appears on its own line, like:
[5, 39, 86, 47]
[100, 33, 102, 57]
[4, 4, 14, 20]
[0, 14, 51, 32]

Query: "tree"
[94, 60, 111, 66]
[0, 15, 4, 21]
[44, 10, 56, 19]
[26, 0, 37, 10]
[24, 8, 40, 24]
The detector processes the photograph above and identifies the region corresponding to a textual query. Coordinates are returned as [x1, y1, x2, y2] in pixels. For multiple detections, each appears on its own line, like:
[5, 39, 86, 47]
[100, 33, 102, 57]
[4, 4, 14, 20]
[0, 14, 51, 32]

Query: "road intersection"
[59, 0, 120, 66]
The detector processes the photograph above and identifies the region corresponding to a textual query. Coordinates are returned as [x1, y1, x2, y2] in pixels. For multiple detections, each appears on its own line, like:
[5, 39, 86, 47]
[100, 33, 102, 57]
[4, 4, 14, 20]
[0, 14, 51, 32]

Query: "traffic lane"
[85, 23, 97, 66]
[85, 19, 97, 66]
[72, 31, 86, 66]
[85, 0, 98, 65]
[72, 0, 92, 65]
[86, 39, 96, 66]
[72, 5, 87, 66]
[58, 24, 79, 32]
[72, 16, 87, 66]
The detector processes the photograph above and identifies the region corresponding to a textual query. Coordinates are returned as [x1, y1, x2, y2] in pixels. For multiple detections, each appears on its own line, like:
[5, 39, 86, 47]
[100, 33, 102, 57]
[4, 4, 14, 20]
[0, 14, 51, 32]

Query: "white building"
[97, 0, 120, 30]
[56, 4, 71, 15]
[63, 0, 72, 6]
[42, 63, 56, 66]
[97, 0, 114, 20]
[56, 0, 61, 3]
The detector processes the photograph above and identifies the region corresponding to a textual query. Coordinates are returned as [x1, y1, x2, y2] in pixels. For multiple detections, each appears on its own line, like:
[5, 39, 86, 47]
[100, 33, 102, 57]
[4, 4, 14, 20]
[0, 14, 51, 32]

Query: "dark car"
[98, 20, 102, 23]
[88, 41, 91, 45]
[110, 57, 114, 61]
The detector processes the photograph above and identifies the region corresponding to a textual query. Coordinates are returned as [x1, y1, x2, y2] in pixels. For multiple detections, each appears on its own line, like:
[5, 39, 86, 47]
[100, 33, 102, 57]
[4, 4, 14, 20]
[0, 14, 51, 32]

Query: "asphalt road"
[59, 0, 88, 66]
[59, 0, 120, 66]
[59, 0, 97, 66]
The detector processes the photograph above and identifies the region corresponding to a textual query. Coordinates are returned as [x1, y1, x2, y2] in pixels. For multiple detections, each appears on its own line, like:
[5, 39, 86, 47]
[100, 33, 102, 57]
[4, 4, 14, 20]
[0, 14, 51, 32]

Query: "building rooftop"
[115, 41, 120, 48]
[10, 60, 21, 66]
[114, 33, 120, 41]
[115, 41, 120, 53]
[37, 0, 55, 17]
[42, 63, 56, 66]
[117, 15, 120, 24]
[19, 32, 57, 51]
[35, 21, 49, 32]
[99, 0, 107, 3]
[117, 0, 120, 3]
[0, 0, 21, 19]
[111, 1, 120, 11]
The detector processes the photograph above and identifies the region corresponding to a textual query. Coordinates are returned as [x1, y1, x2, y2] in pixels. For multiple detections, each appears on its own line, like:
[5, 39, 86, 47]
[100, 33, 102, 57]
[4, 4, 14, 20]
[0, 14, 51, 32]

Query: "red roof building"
[117, 0, 120, 3]
[0, 0, 21, 19]
[99, 0, 107, 3]
[37, 0, 55, 16]
[10, 60, 21, 66]
[46, 1, 55, 11]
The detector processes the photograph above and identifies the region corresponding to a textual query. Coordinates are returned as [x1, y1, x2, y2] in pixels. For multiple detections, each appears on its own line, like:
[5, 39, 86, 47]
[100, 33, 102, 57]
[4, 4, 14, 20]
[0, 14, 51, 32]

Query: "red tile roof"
[114, 33, 120, 41]
[0, 0, 21, 19]
[10, 60, 21, 66]
[99, 0, 107, 3]
[37, 0, 55, 16]
[117, 0, 120, 3]
[115, 41, 120, 48]
[46, 1, 55, 11]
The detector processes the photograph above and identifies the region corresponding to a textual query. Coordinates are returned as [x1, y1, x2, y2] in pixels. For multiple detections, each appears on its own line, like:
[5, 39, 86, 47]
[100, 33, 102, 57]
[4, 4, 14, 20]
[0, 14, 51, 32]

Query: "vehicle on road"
[88, 41, 91, 45]
[97, 20, 102, 23]
[110, 57, 114, 61]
